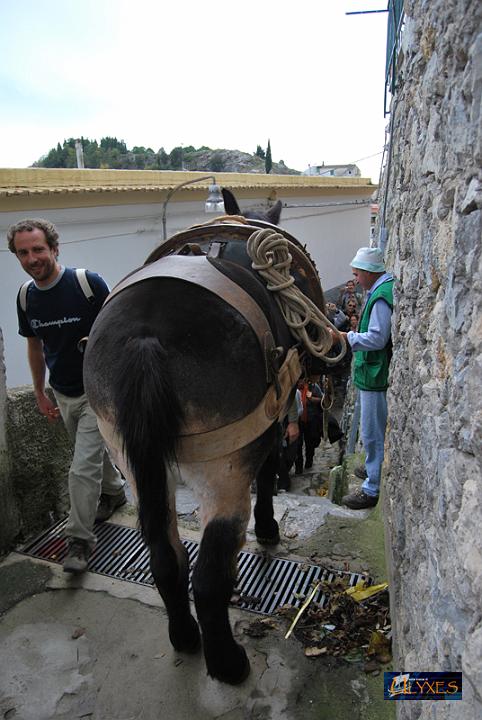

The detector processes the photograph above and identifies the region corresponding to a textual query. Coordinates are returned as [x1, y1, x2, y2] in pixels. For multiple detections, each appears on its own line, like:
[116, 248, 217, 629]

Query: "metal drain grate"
[19, 519, 368, 615]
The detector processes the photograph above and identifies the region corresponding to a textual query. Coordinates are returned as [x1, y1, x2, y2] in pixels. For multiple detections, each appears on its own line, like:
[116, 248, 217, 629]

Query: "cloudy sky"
[0, 0, 390, 181]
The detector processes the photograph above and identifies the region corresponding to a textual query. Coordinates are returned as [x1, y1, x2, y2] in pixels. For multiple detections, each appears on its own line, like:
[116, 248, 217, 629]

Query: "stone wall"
[381, 1, 481, 717]
[6, 387, 71, 543]
[0, 329, 72, 555]
[0, 330, 20, 554]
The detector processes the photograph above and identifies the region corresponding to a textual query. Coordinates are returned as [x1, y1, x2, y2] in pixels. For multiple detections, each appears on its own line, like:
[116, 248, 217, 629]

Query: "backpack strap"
[19, 268, 95, 313]
[75, 268, 95, 303]
[19, 280, 33, 313]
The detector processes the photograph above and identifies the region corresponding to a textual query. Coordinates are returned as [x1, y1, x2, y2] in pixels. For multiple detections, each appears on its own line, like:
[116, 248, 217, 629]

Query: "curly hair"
[7, 218, 59, 253]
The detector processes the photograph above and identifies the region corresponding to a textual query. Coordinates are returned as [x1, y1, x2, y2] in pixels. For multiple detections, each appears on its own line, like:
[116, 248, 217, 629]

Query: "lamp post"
[161, 175, 224, 241]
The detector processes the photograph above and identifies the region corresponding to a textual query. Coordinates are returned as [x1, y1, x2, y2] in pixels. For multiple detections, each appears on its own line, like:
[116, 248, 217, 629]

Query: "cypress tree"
[265, 139, 272, 174]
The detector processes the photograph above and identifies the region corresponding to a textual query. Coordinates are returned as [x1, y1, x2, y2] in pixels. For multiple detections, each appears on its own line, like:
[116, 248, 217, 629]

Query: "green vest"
[353, 279, 394, 391]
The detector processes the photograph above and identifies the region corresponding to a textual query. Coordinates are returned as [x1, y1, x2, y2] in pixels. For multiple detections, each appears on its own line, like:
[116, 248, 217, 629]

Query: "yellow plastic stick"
[285, 582, 321, 639]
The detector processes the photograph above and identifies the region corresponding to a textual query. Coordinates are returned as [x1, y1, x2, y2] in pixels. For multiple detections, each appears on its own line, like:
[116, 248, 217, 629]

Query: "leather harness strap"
[104, 255, 274, 357]
[177, 348, 301, 462]
[103, 254, 303, 463]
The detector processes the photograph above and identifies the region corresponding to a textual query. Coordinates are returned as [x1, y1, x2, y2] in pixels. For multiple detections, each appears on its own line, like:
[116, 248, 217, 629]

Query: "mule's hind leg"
[192, 515, 250, 684]
[254, 426, 281, 545]
[186, 456, 252, 684]
[149, 482, 201, 654]
[149, 535, 200, 653]
[96, 419, 200, 653]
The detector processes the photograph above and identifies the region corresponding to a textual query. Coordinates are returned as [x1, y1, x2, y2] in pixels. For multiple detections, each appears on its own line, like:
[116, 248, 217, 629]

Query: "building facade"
[0, 168, 375, 387]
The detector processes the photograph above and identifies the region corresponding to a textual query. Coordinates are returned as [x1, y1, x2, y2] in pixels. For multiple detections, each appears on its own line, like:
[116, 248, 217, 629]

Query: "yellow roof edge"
[0, 167, 376, 193]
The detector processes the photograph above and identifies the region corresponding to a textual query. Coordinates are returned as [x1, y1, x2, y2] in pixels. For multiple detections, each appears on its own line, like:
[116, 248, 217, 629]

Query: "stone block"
[328, 464, 348, 505]
[0, 331, 20, 555]
[6, 386, 71, 542]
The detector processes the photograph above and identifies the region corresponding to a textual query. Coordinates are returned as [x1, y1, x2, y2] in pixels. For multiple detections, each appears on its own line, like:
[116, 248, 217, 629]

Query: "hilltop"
[33, 137, 301, 175]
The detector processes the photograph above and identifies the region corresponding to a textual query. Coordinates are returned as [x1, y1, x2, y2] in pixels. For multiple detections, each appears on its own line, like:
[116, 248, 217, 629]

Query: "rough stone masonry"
[380, 1, 482, 718]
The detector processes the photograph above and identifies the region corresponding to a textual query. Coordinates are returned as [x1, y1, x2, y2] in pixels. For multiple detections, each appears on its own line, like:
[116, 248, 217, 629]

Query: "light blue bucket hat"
[350, 246, 386, 272]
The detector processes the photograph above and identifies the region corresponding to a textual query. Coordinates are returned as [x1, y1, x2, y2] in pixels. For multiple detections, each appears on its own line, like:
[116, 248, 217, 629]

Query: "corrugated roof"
[0, 168, 375, 198]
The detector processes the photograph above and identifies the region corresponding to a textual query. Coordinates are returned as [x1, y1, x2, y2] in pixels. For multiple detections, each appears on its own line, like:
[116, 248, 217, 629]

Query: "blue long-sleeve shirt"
[347, 273, 393, 352]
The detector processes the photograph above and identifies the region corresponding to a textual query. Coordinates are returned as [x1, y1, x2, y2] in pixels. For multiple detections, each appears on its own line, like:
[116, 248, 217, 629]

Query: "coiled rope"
[247, 228, 346, 364]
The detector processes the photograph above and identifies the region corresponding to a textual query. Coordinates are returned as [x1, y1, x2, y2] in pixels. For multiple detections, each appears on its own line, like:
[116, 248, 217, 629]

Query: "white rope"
[247, 228, 346, 364]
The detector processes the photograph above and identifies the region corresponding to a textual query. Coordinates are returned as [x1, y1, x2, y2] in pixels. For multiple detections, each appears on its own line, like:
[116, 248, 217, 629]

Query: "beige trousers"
[53, 390, 124, 546]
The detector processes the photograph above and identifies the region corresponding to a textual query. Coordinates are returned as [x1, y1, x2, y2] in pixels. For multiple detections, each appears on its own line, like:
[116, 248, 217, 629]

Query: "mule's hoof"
[256, 533, 280, 546]
[208, 647, 251, 685]
[255, 520, 280, 546]
[170, 616, 201, 654]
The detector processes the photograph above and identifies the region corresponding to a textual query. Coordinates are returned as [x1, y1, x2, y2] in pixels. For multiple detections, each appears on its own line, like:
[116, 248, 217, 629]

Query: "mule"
[83, 190, 331, 684]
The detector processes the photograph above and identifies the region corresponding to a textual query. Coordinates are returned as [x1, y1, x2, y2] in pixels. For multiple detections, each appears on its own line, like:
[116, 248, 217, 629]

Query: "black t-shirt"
[17, 267, 109, 396]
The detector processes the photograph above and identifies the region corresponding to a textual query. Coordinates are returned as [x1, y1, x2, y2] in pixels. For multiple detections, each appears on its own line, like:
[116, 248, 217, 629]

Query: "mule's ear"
[267, 200, 282, 225]
[222, 188, 241, 215]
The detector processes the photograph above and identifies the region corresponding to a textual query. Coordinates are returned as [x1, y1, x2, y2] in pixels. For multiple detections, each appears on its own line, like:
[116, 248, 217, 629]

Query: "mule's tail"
[113, 336, 184, 544]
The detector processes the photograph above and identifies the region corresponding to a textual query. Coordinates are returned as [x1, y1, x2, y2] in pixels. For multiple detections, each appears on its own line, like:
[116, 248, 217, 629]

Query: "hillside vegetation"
[34, 137, 300, 175]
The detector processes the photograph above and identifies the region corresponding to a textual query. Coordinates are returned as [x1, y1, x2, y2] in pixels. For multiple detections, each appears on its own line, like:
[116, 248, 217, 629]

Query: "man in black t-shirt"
[8, 218, 126, 573]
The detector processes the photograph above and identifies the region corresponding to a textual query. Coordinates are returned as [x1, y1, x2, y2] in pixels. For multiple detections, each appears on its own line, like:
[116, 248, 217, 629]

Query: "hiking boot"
[63, 538, 91, 574]
[95, 489, 127, 522]
[354, 465, 368, 479]
[342, 489, 378, 510]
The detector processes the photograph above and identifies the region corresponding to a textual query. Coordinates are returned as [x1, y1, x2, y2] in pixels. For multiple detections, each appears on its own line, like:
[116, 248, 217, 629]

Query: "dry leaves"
[243, 618, 278, 638]
[279, 578, 392, 670]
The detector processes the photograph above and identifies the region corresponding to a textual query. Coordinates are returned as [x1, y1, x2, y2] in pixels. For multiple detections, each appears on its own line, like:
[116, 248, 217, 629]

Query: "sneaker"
[95, 489, 127, 522]
[354, 465, 368, 479]
[342, 489, 378, 509]
[63, 538, 91, 574]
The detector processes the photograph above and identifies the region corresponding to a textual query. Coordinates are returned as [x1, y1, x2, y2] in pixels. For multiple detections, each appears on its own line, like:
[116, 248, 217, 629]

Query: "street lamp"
[161, 175, 224, 240]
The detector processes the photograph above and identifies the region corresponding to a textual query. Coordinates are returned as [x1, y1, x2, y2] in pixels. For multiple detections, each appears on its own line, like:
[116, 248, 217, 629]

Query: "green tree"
[105, 147, 121, 169]
[157, 147, 169, 169]
[82, 138, 100, 167]
[100, 137, 127, 153]
[255, 144, 265, 159]
[265, 139, 272, 174]
[210, 153, 225, 172]
[169, 146, 184, 170]
[40, 142, 63, 167]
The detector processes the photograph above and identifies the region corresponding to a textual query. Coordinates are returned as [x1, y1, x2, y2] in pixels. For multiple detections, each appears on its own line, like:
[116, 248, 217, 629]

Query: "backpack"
[19, 268, 95, 313]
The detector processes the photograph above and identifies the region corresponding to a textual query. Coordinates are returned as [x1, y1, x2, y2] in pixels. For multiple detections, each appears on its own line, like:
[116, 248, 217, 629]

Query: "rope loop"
[247, 228, 346, 364]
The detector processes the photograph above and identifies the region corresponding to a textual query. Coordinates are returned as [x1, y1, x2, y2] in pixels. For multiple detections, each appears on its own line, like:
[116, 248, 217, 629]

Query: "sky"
[0, 0, 390, 182]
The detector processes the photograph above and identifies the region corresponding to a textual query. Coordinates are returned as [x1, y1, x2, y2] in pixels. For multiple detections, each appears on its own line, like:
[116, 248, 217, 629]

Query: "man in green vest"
[338, 247, 394, 509]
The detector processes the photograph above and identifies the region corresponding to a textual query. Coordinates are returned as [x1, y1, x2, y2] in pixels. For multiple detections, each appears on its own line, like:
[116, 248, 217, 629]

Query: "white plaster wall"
[277, 195, 371, 291]
[0, 192, 370, 388]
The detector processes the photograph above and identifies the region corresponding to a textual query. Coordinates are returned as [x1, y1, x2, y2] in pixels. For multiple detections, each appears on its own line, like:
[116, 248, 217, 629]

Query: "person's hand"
[328, 328, 340, 347]
[36, 392, 60, 422]
[285, 421, 300, 443]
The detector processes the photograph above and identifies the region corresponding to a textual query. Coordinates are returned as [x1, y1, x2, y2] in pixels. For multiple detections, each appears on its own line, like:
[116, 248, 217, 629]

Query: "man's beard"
[27, 258, 57, 283]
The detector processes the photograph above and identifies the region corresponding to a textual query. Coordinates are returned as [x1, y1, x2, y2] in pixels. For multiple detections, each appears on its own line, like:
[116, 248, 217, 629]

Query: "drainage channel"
[19, 519, 368, 616]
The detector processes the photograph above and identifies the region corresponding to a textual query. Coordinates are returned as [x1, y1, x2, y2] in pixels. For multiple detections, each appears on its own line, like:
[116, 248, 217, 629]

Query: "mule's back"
[144, 219, 325, 315]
